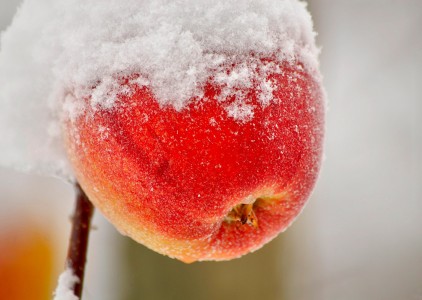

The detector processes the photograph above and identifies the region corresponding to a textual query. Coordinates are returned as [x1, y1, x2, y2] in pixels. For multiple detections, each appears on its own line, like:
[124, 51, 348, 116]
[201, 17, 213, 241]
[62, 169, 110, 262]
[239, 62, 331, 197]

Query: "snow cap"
[0, 0, 320, 178]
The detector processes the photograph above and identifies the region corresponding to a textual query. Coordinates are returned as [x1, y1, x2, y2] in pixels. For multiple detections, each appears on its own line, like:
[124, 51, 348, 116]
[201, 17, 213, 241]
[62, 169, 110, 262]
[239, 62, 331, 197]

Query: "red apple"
[64, 61, 324, 263]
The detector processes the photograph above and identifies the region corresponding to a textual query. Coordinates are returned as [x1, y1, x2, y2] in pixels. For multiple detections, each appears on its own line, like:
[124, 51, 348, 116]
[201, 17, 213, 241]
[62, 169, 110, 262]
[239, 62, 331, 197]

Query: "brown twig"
[66, 183, 95, 298]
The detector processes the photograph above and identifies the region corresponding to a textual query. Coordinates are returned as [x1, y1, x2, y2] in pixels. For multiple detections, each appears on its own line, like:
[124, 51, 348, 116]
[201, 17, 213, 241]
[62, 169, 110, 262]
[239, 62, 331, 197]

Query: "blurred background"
[1, 0, 421, 299]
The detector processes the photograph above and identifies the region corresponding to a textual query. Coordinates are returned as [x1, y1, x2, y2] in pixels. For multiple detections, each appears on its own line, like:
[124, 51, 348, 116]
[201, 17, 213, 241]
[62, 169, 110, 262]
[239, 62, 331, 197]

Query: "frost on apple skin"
[64, 61, 324, 262]
[0, 0, 322, 178]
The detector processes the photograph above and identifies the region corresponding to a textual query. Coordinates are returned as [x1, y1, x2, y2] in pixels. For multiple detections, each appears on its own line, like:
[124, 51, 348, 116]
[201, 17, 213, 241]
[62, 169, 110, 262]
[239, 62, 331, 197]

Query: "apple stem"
[65, 183, 95, 299]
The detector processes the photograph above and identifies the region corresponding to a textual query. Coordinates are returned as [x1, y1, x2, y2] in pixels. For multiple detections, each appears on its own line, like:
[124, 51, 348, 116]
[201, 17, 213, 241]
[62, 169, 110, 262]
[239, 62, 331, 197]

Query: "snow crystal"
[0, 0, 321, 177]
[53, 267, 80, 300]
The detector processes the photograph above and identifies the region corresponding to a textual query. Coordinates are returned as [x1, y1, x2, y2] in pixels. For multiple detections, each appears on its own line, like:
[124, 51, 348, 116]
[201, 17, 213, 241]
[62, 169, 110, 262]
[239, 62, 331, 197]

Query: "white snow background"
[1, 1, 422, 300]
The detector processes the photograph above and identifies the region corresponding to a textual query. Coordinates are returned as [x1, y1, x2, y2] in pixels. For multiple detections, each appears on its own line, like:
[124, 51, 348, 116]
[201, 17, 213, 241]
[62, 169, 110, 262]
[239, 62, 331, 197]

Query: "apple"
[0, 225, 54, 300]
[63, 61, 324, 263]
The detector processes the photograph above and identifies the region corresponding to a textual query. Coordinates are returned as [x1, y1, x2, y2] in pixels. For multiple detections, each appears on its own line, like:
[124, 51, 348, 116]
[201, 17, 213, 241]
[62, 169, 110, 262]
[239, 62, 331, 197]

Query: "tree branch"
[66, 183, 95, 298]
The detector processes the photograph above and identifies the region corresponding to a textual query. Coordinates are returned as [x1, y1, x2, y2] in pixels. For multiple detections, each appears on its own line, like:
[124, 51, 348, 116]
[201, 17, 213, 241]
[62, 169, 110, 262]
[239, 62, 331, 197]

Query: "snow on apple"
[0, 0, 325, 261]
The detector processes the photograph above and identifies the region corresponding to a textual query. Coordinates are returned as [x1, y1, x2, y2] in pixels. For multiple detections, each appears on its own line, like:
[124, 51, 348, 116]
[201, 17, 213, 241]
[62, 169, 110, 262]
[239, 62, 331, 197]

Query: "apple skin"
[64, 62, 324, 263]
